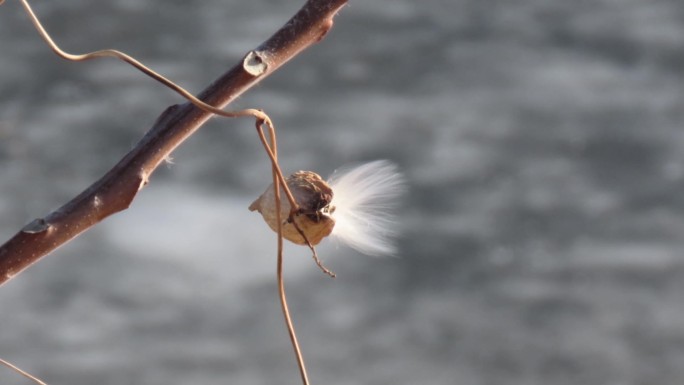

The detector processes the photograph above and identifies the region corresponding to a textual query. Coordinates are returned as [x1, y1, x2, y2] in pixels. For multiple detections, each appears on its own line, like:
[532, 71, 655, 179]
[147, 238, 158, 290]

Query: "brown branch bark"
[0, 0, 348, 286]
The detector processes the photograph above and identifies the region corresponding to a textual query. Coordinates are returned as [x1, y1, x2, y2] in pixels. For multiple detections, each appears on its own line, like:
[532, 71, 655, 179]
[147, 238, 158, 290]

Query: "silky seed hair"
[327, 160, 406, 256]
[250, 160, 405, 256]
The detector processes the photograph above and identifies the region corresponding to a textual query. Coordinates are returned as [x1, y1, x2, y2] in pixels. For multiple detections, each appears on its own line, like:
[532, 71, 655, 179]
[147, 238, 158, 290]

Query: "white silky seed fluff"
[327, 160, 406, 256]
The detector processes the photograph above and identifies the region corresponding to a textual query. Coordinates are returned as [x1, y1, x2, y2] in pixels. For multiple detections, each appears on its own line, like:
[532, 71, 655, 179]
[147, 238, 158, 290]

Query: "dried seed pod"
[249, 171, 335, 245]
[250, 160, 405, 255]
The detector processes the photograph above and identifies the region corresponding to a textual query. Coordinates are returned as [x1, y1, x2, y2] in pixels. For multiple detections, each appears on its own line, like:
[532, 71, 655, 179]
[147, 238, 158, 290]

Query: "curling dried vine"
[0, 0, 351, 384]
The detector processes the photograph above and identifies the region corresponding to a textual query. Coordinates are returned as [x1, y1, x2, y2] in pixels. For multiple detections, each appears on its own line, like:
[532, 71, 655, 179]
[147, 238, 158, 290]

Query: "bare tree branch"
[0, 0, 348, 286]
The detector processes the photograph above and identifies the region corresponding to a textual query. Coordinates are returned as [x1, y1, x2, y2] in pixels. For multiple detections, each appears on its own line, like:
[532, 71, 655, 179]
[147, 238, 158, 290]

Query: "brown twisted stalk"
[18, 0, 264, 122]
[253, 117, 335, 277]
[14, 0, 298, 205]
[0, 0, 348, 280]
[0, 0, 348, 384]
[16, 0, 335, 276]
[256, 121, 311, 385]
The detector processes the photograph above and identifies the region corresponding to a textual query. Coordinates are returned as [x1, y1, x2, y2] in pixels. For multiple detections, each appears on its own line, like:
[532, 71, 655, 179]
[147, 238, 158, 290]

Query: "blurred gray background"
[2, 0, 684, 384]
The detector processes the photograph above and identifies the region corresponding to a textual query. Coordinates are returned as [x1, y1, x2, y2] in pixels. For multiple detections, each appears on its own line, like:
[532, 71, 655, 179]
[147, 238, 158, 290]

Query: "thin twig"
[0, 358, 48, 385]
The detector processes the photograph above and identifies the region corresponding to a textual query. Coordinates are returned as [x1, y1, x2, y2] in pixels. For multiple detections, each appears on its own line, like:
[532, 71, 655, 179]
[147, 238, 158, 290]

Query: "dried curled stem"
[0, 0, 346, 286]
[255, 119, 335, 277]
[13, 0, 344, 260]
[1, 0, 348, 384]
[0, 358, 48, 385]
[254, 115, 335, 384]
[257, 121, 311, 385]
[13, 0, 335, 276]
[5, 0, 302, 209]
[15, 0, 269, 123]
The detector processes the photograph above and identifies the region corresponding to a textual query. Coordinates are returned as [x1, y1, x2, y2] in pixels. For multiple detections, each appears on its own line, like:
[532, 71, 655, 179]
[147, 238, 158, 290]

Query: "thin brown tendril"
[254, 119, 300, 211]
[255, 120, 336, 277]
[6, 1, 334, 384]
[0, 358, 48, 385]
[16, 0, 268, 123]
[291, 219, 336, 277]
[14, 0, 309, 238]
[15, 0, 315, 240]
[257, 120, 311, 385]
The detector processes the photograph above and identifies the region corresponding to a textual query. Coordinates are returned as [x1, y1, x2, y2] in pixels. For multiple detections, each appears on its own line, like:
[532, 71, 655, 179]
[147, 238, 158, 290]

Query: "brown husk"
[249, 171, 335, 245]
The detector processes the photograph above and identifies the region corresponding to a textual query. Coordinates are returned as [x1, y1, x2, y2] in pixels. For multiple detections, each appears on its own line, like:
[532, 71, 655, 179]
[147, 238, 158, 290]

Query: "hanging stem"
[0, 1, 349, 383]
[255, 120, 335, 277]
[254, 120, 300, 211]
[256, 121, 311, 385]
[0, 0, 348, 285]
